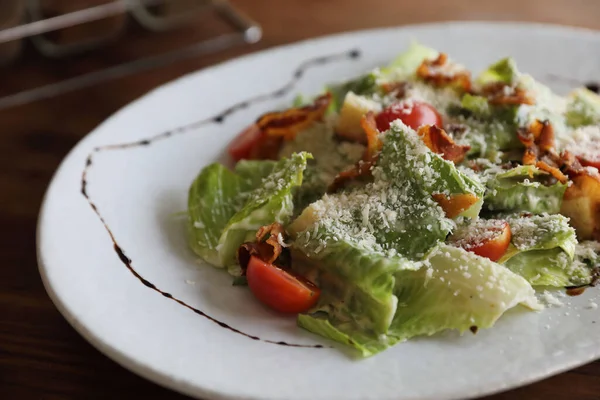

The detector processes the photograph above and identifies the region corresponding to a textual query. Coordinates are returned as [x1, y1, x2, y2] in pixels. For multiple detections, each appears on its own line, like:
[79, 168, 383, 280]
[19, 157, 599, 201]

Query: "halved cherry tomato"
[575, 149, 600, 169]
[246, 256, 320, 313]
[453, 220, 512, 262]
[228, 124, 262, 161]
[567, 139, 600, 170]
[375, 100, 442, 131]
[576, 155, 600, 170]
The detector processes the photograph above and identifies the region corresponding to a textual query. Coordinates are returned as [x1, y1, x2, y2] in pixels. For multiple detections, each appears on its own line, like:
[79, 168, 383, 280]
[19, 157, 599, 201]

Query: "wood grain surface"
[1, 0, 599, 399]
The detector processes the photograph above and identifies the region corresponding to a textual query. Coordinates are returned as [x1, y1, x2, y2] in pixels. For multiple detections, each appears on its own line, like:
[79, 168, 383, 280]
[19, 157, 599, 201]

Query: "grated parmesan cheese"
[539, 290, 564, 308]
[448, 219, 507, 250]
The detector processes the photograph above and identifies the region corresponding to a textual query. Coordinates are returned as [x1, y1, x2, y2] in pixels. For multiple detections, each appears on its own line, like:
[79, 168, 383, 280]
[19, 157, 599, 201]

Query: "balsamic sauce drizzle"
[565, 267, 600, 297]
[80, 49, 361, 348]
[585, 82, 600, 94]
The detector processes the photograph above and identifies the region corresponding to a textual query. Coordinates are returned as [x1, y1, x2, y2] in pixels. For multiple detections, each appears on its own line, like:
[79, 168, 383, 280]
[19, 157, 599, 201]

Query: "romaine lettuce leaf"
[327, 73, 378, 111]
[565, 87, 600, 127]
[505, 213, 577, 259]
[377, 121, 485, 204]
[278, 122, 364, 214]
[497, 214, 585, 287]
[473, 57, 568, 138]
[296, 244, 539, 357]
[515, 74, 569, 136]
[389, 245, 539, 341]
[476, 57, 518, 86]
[453, 118, 522, 160]
[187, 164, 247, 266]
[298, 313, 394, 356]
[379, 43, 465, 117]
[503, 248, 591, 287]
[383, 41, 439, 79]
[290, 244, 414, 340]
[234, 159, 277, 186]
[290, 121, 484, 262]
[460, 94, 492, 118]
[188, 152, 311, 270]
[288, 124, 534, 356]
[576, 240, 600, 268]
[449, 60, 523, 161]
[484, 165, 567, 214]
[458, 93, 519, 123]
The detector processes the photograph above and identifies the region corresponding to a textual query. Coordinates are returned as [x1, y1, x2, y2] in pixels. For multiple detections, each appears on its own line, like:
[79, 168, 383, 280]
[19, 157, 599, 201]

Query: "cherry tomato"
[567, 139, 600, 170]
[576, 155, 600, 170]
[375, 100, 442, 131]
[455, 220, 512, 262]
[246, 256, 320, 313]
[228, 124, 262, 161]
[577, 155, 600, 170]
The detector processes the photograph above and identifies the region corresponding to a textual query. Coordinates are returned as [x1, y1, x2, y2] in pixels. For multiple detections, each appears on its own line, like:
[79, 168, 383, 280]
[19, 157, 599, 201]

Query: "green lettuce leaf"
[376, 120, 485, 218]
[449, 60, 523, 161]
[327, 72, 377, 111]
[506, 214, 577, 259]
[514, 74, 569, 136]
[289, 124, 534, 356]
[290, 121, 484, 262]
[384, 41, 438, 78]
[187, 152, 311, 270]
[474, 57, 568, 139]
[476, 58, 519, 86]
[298, 313, 393, 356]
[458, 93, 519, 123]
[460, 94, 492, 118]
[187, 164, 247, 266]
[484, 165, 567, 214]
[454, 118, 522, 160]
[278, 122, 364, 214]
[389, 245, 539, 341]
[566, 87, 600, 127]
[576, 241, 600, 268]
[290, 245, 414, 341]
[234, 159, 277, 186]
[503, 248, 591, 287]
[497, 214, 585, 287]
[296, 244, 538, 357]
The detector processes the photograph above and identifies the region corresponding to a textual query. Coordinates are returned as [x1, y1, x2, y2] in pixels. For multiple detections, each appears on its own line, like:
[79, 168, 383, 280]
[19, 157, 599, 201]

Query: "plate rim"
[37, 20, 600, 400]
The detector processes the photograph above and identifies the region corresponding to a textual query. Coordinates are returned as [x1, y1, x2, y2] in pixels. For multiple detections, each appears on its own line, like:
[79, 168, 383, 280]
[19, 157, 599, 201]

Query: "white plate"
[38, 22, 600, 400]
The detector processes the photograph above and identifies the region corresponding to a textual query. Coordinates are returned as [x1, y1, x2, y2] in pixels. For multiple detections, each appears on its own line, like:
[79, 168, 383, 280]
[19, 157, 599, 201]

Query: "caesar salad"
[186, 42, 600, 356]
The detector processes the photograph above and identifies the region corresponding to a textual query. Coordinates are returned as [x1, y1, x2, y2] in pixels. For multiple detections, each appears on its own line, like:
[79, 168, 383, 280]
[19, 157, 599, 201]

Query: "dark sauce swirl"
[80, 49, 362, 348]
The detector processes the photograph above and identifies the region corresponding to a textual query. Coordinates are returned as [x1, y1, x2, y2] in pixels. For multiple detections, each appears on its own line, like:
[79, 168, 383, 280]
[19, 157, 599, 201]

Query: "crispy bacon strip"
[517, 120, 568, 183]
[432, 193, 479, 218]
[522, 149, 538, 166]
[329, 112, 381, 192]
[536, 161, 568, 184]
[237, 223, 288, 274]
[380, 81, 410, 99]
[535, 120, 555, 153]
[481, 82, 534, 106]
[417, 125, 470, 164]
[561, 150, 586, 178]
[241, 93, 332, 160]
[417, 53, 471, 92]
[256, 93, 332, 140]
[363, 111, 383, 161]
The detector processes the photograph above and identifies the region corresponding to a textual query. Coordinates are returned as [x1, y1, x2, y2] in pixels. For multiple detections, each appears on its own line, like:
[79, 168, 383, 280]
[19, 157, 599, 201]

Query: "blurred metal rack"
[0, 0, 261, 110]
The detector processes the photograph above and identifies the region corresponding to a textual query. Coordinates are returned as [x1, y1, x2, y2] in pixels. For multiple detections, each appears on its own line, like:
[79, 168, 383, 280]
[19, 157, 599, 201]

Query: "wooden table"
[2, 0, 600, 398]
